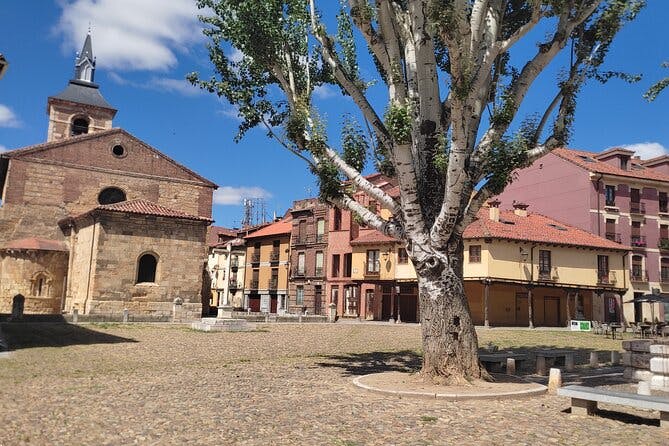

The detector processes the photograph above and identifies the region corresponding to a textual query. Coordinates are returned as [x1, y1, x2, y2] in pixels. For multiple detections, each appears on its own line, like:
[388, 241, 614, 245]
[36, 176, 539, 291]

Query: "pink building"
[498, 147, 669, 323]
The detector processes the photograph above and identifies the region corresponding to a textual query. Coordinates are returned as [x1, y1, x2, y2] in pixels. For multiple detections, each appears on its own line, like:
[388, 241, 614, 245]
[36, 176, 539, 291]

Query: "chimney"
[488, 199, 501, 222]
[512, 202, 529, 217]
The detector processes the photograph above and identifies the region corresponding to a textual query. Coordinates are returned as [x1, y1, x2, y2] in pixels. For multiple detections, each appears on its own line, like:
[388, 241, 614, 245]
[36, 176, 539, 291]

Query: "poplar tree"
[190, 0, 644, 383]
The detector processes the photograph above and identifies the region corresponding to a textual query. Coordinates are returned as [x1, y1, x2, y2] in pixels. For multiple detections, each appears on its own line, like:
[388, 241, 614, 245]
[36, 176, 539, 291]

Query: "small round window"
[98, 187, 126, 205]
[112, 144, 126, 158]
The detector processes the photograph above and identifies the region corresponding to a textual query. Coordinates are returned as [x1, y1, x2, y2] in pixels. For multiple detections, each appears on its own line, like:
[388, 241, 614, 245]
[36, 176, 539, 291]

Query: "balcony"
[230, 258, 239, 269]
[269, 250, 280, 262]
[538, 267, 559, 282]
[630, 235, 647, 248]
[630, 269, 648, 283]
[661, 271, 669, 284]
[229, 281, 240, 290]
[250, 279, 259, 289]
[268, 278, 278, 290]
[293, 267, 305, 277]
[605, 232, 622, 244]
[316, 234, 325, 243]
[659, 238, 669, 251]
[315, 266, 324, 277]
[251, 251, 261, 263]
[630, 202, 645, 214]
[597, 270, 617, 286]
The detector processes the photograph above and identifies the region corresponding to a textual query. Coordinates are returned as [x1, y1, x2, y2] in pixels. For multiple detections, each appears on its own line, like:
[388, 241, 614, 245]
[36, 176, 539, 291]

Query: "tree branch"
[333, 195, 405, 239]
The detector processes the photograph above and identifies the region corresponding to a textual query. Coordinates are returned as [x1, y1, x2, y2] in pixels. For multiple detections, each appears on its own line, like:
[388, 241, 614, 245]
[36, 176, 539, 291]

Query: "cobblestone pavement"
[0, 323, 666, 445]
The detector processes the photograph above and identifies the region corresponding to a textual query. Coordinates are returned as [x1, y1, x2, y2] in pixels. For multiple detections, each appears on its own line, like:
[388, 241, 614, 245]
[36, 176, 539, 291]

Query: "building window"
[398, 248, 409, 264]
[71, 117, 89, 136]
[298, 220, 307, 243]
[270, 268, 278, 289]
[469, 245, 481, 263]
[605, 185, 616, 206]
[333, 208, 342, 230]
[297, 252, 305, 275]
[366, 250, 380, 274]
[98, 187, 126, 205]
[331, 254, 340, 277]
[296, 285, 304, 305]
[631, 255, 645, 281]
[316, 218, 325, 242]
[31, 272, 50, 297]
[111, 144, 126, 158]
[315, 251, 324, 276]
[661, 192, 668, 213]
[597, 255, 609, 283]
[662, 258, 669, 283]
[343, 253, 352, 277]
[137, 253, 158, 283]
[538, 250, 551, 276]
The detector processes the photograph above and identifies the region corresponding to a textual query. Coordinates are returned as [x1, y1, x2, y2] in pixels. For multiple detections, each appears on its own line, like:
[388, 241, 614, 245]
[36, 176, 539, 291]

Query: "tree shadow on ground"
[1, 322, 137, 351]
[315, 350, 422, 376]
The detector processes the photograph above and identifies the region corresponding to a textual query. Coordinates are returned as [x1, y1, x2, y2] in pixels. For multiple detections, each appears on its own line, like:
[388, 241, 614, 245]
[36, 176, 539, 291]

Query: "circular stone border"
[353, 372, 547, 400]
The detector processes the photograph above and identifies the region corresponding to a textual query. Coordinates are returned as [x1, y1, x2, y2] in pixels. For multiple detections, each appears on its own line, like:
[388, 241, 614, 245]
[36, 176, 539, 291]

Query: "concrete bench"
[557, 385, 669, 428]
[479, 353, 528, 373]
[535, 349, 575, 375]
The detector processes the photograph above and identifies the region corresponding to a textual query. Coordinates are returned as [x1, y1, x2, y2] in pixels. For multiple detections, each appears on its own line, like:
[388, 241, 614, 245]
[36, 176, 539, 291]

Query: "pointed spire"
[74, 30, 95, 83]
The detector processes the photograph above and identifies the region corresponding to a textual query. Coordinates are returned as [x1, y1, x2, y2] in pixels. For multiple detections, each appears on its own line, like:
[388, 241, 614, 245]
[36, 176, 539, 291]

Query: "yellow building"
[243, 217, 292, 313]
[463, 202, 630, 327]
[350, 201, 630, 327]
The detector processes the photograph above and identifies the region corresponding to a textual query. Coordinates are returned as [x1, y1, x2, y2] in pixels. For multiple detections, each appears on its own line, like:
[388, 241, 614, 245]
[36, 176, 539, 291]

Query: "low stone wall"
[622, 339, 669, 391]
[230, 311, 328, 323]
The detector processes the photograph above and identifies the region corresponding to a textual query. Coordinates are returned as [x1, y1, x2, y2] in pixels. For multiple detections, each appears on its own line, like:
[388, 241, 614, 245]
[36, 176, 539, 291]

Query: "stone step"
[622, 352, 650, 368]
[191, 318, 251, 332]
[650, 357, 669, 374]
[650, 374, 669, 390]
[650, 344, 669, 356]
[623, 367, 654, 381]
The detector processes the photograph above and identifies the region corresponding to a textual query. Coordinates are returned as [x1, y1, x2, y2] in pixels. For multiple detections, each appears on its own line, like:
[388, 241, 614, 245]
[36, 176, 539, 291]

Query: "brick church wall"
[65, 213, 208, 319]
[0, 250, 69, 314]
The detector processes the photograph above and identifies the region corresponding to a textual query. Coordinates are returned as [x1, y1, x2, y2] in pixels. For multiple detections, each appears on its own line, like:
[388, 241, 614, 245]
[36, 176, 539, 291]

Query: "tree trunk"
[417, 255, 482, 384]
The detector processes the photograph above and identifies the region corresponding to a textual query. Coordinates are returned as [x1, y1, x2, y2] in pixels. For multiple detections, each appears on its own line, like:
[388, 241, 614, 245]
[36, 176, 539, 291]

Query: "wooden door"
[515, 293, 528, 326]
[544, 297, 560, 327]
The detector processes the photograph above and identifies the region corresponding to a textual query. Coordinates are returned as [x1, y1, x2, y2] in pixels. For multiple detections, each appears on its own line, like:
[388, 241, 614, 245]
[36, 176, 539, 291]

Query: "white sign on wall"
[260, 295, 270, 313]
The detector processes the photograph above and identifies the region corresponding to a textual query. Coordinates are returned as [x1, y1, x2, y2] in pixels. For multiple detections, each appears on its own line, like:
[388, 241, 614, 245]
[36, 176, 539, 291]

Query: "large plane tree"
[190, 0, 644, 383]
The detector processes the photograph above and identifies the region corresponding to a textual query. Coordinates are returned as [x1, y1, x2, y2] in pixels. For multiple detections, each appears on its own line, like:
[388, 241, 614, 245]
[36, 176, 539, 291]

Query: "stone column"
[565, 291, 571, 327]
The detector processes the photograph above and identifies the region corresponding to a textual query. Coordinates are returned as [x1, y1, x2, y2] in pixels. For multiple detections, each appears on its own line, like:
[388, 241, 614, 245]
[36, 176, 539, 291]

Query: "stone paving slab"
[0, 323, 666, 445]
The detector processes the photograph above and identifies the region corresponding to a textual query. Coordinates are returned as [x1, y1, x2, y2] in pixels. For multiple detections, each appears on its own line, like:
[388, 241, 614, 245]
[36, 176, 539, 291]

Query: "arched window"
[98, 187, 126, 205]
[137, 253, 158, 283]
[71, 117, 89, 136]
[31, 272, 51, 297]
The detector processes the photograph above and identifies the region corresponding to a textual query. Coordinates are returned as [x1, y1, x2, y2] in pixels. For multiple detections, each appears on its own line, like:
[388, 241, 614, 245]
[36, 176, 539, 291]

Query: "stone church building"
[0, 34, 217, 319]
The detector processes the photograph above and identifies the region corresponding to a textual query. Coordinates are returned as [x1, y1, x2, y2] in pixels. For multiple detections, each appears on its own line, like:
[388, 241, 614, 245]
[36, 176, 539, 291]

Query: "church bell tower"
[46, 31, 117, 142]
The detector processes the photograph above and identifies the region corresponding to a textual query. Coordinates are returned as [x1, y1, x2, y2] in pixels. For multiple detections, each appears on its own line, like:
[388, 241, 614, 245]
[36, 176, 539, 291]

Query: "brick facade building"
[0, 33, 216, 319]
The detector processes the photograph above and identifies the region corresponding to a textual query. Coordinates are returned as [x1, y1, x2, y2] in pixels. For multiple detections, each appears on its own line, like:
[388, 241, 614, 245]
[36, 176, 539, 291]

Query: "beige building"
[207, 234, 246, 315]
[243, 217, 292, 313]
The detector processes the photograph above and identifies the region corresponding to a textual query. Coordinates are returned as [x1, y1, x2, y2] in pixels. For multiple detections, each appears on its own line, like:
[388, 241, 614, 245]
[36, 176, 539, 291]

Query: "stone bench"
[535, 349, 575, 375]
[557, 385, 669, 428]
[479, 353, 528, 374]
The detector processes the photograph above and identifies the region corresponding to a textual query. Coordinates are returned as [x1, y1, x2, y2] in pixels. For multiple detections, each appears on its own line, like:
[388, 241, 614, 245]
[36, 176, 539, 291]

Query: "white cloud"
[148, 77, 202, 96]
[0, 144, 8, 153]
[55, 0, 203, 71]
[621, 142, 668, 160]
[214, 187, 272, 206]
[227, 47, 244, 63]
[107, 72, 202, 96]
[313, 84, 337, 100]
[217, 106, 243, 122]
[0, 104, 20, 128]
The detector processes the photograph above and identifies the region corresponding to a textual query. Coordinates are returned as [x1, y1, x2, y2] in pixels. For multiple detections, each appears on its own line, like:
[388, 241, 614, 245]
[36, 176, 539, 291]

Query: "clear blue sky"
[1, 1, 668, 228]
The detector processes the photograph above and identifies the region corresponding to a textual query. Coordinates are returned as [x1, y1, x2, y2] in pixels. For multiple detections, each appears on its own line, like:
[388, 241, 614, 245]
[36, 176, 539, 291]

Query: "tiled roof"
[208, 226, 238, 247]
[69, 199, 212, 222]
[350, 230, 400, 245]
[552, 148, 669, 182]
[244, 216, 293, 239]
[1, 237, 68, 252]
[464, 210, 630, 251]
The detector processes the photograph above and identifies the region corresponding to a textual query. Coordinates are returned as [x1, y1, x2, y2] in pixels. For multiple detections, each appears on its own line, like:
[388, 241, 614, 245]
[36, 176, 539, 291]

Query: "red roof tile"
[350, 230, 400, 245]
[552, 148, 669, 182]
[68, 199, 212, 222]
[1, 237, 68, 252]
[244, 216, 293, 239]
[464, 210, 629, 251]
[208, 226, 237, 247]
